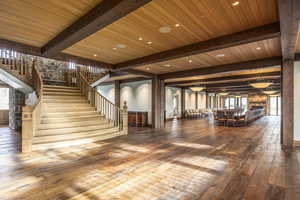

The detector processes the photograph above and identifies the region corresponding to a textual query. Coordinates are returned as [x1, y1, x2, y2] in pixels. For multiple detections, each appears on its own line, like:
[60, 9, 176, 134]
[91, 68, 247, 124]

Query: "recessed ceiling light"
[175, 24, 180, 27]
[232, 1, 240, 6]
[138, 37, 143, 41]
[112, 47, 117, 50]
[116, 44, 127, 49]
[146, 67, 150, 70]
[164, 64, 171, 67]
[147, 41, 152, 45]
[93, 54, 97, 57]
[256, 47, 262, 50]
[216, 54, 225, 57]
[188, 60, 193, 63]
[159, 26, 172, 33]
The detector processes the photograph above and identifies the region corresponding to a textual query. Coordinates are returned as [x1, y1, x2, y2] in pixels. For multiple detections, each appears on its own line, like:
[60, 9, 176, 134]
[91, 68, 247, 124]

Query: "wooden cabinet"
[128, 111, 148, 127]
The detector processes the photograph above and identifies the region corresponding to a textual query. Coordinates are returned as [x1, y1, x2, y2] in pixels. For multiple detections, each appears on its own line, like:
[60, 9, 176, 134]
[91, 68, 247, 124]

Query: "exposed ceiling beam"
[159, 56, 282, 79]
[166, 71, 281, 86]
[278, 0, 300, 60]
[0, 39, 112, 69]
[185, 79, 280, 89]
[113, 23, 280, 71]
[207, 87, 281, 94]
[0, 39, 155, 77]
[41, 0, 152, 57]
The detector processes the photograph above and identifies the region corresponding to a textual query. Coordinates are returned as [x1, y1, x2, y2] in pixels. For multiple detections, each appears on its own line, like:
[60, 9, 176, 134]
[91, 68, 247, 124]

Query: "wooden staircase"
[31, 85, 125, 150]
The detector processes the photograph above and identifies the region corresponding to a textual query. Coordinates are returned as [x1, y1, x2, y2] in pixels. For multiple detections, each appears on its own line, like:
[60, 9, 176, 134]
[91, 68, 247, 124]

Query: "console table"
[128, 111, 148, 127]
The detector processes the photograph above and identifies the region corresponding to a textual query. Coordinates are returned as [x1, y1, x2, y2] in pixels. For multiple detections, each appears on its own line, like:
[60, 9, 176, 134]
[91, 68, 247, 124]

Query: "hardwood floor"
[0, 125, 20, 155]
[0, 117, 300, 200]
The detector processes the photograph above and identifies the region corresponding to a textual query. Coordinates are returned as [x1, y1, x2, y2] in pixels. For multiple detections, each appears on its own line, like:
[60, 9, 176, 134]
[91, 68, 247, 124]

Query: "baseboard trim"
[294, 140, 300, 147]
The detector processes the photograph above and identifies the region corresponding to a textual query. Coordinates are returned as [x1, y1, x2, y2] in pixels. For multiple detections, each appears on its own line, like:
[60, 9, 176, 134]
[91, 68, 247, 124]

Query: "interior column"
[282, 59, 294, 149]
[152, 76, 165, 129]
[195, 92, 198, 109]
[114, 80, 120, 107]
[181, 88, 186, 118]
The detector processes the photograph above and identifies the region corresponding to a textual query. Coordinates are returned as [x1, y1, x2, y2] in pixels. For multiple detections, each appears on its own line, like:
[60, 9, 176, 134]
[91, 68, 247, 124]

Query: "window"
[0, 88, 9, 110]
[270, 96, 281, 116]
[241, 97, 248, 109]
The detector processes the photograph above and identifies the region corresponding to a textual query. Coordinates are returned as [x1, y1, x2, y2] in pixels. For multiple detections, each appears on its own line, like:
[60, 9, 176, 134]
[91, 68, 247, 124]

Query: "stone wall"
[9, 88, 25, 131]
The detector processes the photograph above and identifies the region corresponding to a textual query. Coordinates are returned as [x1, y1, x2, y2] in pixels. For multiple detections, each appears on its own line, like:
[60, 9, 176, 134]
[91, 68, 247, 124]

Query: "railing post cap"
[123, 101, 127, 110]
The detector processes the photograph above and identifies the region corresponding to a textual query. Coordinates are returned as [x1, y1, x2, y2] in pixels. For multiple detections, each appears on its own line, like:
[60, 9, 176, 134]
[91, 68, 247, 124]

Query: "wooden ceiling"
[0, 0, 289, 86]
[165, 67, 281, 82]
[0, 0, 102, 47]
[134, 38, 281, 74]
[63, 0, 278, 64]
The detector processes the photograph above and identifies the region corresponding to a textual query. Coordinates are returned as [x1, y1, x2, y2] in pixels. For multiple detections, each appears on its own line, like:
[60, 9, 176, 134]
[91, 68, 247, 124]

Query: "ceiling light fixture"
[147, 41, 152, 45]
[116, 44, 127, 49]
[146, 67, 150, 71]
[190, 87, 205, 92]
[175, 24, 180, 27]
[232, 1, 240, 6]
[93, 54, 97, 57]
[159, 26, 172, 33]
[164, 64, 171, 67]
[138, 37, 143, 41]
[256, 47, 262, 50]
[112, 47, 117, 50]
[216, 54, 225, 57]
[188, 60, 193, 63]
[219, 92, 229, 96]
[250, 82, 273, 89]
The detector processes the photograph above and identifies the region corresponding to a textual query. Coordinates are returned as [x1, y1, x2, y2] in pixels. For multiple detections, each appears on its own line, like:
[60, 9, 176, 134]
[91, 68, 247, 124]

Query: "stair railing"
[22, 59, 43, 153]
[0, 49, 32, 82]
[78, 72, 128, 134]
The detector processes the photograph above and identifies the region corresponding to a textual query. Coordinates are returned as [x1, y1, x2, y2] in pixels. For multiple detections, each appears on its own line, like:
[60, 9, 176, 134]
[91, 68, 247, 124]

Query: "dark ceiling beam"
[125, 69, 155, 78]
[41, 0, 152, 57]
[204, 84, 281, 91]
[278, 0, 300, 60]
[0, 39, 112, 69]
[113, 23, 281, 71]
[159, 56, 282, 80]
[0, 39, 155, 77]
[207, 87, 281, 94]
[185, 80, 280, 89]
[166, 71, 281, 86]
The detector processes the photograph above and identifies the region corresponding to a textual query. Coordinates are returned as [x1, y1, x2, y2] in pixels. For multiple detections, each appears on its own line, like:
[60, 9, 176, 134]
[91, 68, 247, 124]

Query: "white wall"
[185, 90, 196, 109]
[294, 61, 300, 141]
[121, 80, 152, 124]
[97, 84, 115, 103]
[198, 92, 206, 109]
[165, 87, 181, 119]
[98, 80, 152, 124]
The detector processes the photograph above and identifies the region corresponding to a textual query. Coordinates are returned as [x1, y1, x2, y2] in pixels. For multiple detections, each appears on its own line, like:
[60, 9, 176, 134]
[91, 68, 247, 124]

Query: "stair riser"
[43, 92, 83, 96]
[43, 96, 85, 99]
[43, 99, 88, 103]
[42, 112, 98, 118]
[32, 131, 125, 150]
[39, 120, 106, 129]
[43, 107, 95, 112]
[45, 103, 91, 107]
[37, 124, 114, 135]
[40, 116, 104, 124]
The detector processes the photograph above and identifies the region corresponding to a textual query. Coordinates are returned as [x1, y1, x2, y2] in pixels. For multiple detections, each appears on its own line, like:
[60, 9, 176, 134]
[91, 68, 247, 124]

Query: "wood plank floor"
[0, 116, 300, 200]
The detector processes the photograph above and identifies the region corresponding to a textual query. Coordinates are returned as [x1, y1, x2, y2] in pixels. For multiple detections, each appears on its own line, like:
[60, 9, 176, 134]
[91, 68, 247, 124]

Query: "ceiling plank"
[166, 71, 281, 86]
[159, 56, 282, 80]
[41, 0, 152, 57]
[113, 23, 281, 71]
[278, 0, 300, 60]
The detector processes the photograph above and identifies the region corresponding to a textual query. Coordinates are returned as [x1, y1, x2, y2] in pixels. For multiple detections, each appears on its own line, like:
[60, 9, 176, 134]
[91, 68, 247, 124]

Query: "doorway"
[270, 96, 281, 116]
[173, 95, 179, 118]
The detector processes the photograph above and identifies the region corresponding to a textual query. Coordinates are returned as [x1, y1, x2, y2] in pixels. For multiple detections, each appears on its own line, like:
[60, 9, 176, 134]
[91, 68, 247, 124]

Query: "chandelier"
[249, 82, 272, 89]
[219, 92, 229, 96]
[263, 90, 277, 95]
[190, 87, 204, 92]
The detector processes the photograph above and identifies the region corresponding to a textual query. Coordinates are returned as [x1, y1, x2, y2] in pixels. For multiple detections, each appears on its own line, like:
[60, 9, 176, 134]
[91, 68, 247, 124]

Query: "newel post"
[122, 101, 128, 135]
[22, 106, 33, 153]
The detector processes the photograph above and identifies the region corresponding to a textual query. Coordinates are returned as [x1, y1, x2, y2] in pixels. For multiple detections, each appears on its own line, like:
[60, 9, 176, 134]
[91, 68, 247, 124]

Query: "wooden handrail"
[77, 71, 127, 132]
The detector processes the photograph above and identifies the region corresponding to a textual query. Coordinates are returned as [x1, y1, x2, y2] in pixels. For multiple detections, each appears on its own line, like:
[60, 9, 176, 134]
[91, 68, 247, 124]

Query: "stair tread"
[38, 123, 110, 132]
[35, 127, 118, 139]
